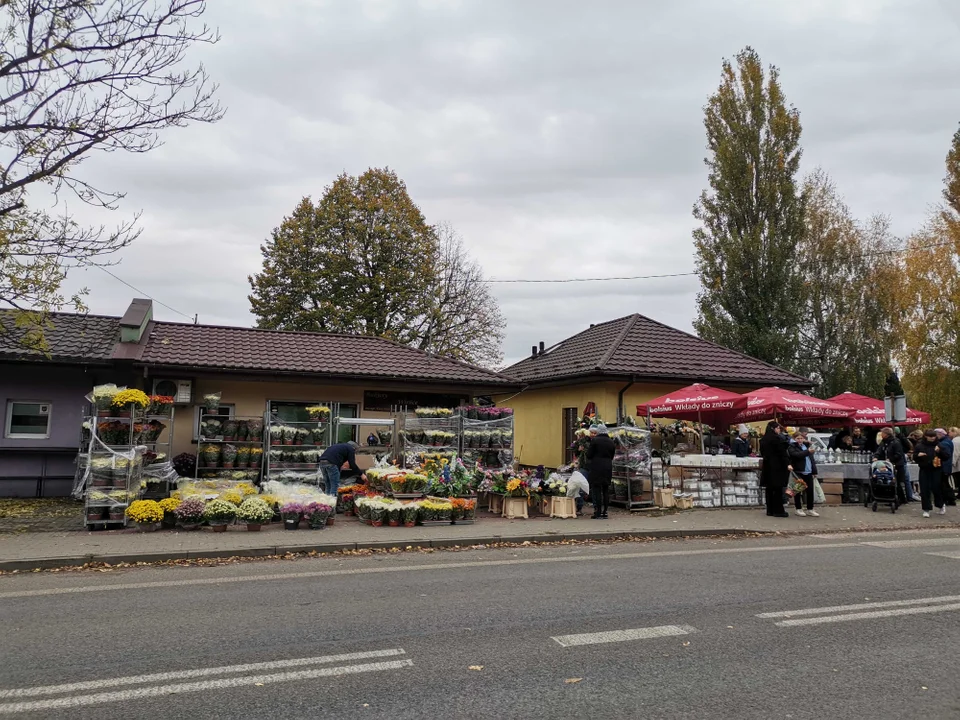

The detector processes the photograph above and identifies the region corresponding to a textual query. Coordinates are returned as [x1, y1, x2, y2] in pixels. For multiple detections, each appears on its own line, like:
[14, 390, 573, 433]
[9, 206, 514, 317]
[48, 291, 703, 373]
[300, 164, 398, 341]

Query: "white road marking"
[774, 602, 960, 627]
[552, 625, 697, 647]
[926, 550, 960, 559]
[0, 649, 405, 699]
[861, 537, 960, 548]
[0, 659, 414, 714]
[757, 594, 960, 619]
[0, 542, 856, 599]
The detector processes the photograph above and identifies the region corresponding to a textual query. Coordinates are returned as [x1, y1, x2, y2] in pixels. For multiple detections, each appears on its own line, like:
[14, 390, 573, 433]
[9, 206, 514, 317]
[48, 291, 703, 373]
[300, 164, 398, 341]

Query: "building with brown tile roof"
[494, 313, 812, 468]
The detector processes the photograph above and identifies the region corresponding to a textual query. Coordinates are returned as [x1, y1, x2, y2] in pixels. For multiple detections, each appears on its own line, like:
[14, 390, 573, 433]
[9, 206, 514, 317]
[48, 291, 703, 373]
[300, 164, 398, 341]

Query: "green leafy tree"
[249, 169, 505, 367]
[692, 47, 806, 369]
[0, 0, 222, 351]
[795, 169, 900, 398]
[896, 124, 960, 426]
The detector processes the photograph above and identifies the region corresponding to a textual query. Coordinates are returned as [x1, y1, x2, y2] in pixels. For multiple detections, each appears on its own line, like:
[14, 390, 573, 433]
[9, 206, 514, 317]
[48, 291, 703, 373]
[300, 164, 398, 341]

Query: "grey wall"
[0, 364, 124, 497]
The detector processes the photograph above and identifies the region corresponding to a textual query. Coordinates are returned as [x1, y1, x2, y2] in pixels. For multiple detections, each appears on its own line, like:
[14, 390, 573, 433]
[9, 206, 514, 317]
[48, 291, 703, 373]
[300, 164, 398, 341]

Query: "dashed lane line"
[552, 625, 697, 647]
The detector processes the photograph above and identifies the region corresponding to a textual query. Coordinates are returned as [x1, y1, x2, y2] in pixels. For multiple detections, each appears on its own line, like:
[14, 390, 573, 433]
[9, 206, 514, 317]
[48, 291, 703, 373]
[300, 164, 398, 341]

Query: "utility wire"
[94, 266, 195, 321]
[485, 239, 956, 284]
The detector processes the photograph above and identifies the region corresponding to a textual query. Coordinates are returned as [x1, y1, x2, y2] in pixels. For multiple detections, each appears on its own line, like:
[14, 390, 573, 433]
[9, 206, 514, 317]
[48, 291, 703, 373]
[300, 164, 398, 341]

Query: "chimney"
[539, 341, 545, 354]
[119, 298, 153, 344]
[531, 345, 538, 358]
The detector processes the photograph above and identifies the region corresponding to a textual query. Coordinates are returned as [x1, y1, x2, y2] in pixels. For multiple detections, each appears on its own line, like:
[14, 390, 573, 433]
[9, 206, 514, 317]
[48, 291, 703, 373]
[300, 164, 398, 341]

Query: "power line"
[94, 266, 195, 321]
[485, 239, 956, 284]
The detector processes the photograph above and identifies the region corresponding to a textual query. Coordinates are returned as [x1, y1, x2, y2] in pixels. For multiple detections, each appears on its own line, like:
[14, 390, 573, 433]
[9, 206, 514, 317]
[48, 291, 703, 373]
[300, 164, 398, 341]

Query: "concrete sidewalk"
[2, 503, 959, 571]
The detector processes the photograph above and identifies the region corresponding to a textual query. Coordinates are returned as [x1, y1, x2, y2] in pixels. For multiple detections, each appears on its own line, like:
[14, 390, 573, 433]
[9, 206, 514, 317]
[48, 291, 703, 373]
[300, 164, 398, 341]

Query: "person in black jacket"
[760, 421, 791, 518]
[875, 427, 912, 503]
[913, 429, 945, 518]
[585, 424, 616, 519]
[732, 424, 752, 458]
[787, 431, 819, 517]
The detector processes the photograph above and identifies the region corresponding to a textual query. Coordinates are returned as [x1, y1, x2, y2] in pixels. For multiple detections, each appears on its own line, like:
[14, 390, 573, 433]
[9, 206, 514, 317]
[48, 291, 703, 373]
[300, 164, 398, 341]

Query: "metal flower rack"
[399, 411, 461, 468]
[460, 410, 515, 470]
[79, 403, 151, 529]
[609, 425, 655, 511]
[196, 414, 266, 485]
[264, 411, 332, 484]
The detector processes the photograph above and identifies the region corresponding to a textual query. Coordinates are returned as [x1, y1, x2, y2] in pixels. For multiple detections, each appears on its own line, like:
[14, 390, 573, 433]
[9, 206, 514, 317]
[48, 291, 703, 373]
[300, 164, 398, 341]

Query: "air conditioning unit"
[152, 379, 193, 405]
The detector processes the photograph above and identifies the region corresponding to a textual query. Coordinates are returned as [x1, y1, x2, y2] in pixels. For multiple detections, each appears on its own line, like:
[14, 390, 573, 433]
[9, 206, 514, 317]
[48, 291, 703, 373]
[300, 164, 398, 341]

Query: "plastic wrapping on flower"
[74, 435, 145, 499]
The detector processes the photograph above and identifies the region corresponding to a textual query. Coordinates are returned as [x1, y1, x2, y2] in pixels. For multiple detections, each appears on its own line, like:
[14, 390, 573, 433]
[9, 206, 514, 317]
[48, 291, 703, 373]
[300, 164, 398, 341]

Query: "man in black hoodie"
[586, 424, 616, 519]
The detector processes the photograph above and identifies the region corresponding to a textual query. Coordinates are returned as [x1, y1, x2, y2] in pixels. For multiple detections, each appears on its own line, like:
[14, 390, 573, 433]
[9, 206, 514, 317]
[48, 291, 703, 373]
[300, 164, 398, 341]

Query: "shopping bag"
[813, 477, 825, 505]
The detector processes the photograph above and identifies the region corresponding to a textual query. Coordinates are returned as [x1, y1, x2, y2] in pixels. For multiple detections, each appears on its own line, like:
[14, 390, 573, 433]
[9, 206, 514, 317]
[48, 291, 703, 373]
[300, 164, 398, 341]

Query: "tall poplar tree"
[692, 47, 806, 369]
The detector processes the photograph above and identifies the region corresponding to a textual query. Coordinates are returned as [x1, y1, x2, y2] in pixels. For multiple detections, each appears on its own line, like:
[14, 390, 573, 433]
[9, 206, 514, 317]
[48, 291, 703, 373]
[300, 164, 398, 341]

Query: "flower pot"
[211, 524, 228, 533]
[108, 511, 125, 522]
[86, 510, 106, 522]
[388, 520, 400, 527]
[91, 476, 110, 488]
[283, 518, 300, 530]
[136, 522, 158, 532]
[371, 520, 383, 527]
[246, 523, 262, 532]
[404, 521, 416, 528]
[180, 523, 200, 531]
[224, 436, 235, 442]
[283, 439, 293, 446]
[222, 462, 234, 469]
[326, 516, 335, 525]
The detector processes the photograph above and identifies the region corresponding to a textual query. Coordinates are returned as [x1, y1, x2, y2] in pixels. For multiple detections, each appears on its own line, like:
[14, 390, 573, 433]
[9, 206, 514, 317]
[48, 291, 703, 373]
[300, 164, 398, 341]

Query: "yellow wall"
[494, 380, 760, 468]
[168, 379, 394, 470]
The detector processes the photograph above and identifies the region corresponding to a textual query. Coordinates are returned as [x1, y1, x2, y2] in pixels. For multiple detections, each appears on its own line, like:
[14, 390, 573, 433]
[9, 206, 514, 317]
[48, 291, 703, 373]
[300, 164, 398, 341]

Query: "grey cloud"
[47, 0, 960, 370]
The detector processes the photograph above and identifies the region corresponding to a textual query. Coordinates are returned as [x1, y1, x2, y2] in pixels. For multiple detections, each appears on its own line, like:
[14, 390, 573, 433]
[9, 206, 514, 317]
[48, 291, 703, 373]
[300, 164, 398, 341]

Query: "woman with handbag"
[760, 421, 791, 518]
[913, 429, 945, 518]
[787, 431, 820, 517]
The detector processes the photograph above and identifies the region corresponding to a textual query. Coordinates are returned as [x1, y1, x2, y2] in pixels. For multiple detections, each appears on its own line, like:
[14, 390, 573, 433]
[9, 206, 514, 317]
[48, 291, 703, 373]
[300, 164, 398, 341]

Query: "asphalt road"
[2, 530, 960, 719]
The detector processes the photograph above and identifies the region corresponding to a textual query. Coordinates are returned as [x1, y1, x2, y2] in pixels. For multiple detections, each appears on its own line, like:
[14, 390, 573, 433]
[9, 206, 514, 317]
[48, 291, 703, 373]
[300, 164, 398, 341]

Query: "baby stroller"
[869, 460, 898, 513]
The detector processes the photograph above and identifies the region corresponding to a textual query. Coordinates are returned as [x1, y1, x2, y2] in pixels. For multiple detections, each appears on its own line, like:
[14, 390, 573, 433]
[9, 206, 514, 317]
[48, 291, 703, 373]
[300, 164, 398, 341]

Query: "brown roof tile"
[505, 314, 811, 388]
[140, 322, 516, 387]
[0, 311, 119, 364]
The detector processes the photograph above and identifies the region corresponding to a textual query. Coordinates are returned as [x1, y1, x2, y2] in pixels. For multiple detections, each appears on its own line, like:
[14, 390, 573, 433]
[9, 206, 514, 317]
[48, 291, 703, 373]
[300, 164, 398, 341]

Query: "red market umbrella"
[731, 387, 855, 426]
[637, 383, 748, 451]
[824, 392, 931, 427]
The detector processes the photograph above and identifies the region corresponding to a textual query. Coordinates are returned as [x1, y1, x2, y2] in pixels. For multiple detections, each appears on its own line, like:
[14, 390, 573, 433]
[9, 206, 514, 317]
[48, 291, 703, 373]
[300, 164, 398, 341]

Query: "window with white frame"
[193, 404, 235, 441]
[5, 401, 52, 439]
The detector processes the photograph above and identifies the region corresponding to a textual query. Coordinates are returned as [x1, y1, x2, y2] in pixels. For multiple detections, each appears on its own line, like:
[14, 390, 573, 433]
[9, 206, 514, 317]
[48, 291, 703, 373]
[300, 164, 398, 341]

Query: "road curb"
[0, 527, 777, 572]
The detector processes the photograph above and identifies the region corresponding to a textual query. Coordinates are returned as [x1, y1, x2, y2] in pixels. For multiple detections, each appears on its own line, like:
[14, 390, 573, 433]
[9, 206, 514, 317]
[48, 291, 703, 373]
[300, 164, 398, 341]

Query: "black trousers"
[765, 481, 785, 515]
[794, 473, 815, 510]
[919, 467, 944, 512]
[590, 480, 610, 515]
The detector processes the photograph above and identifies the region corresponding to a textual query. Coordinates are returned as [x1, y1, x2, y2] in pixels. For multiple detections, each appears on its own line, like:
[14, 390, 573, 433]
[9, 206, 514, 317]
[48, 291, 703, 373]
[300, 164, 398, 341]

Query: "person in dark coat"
[787, 431, 819, 517]
[850, 427, 867, 450]
[760, 421, 791, 518]
[913, 429, 945, 518]
[935, 428, 955, 507]
[875, 427, 912, 503]
[732, 424, 752, 458]
[585, 424, 616, 519]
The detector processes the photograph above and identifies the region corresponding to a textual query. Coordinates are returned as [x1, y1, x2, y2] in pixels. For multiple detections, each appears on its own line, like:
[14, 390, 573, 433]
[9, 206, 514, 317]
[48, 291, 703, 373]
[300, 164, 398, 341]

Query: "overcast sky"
[58, 0, 960, 367]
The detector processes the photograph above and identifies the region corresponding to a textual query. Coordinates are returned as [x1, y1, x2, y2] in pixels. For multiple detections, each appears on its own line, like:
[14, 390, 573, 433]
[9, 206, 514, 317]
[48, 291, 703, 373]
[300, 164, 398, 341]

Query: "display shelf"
[264, 411, 333, 484]
[608, 426, 655, 511]
[196, 414, 265, 483]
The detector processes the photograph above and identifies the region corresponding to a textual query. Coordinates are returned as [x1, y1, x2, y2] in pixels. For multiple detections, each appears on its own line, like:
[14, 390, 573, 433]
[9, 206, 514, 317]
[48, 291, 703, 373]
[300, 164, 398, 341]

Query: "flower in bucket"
[126, 499, 163, 524]
[174, 497, 205, 525]
[237, 497, 274, 525]
[203, 498, 238, 526]
[111, 389, 150, 409]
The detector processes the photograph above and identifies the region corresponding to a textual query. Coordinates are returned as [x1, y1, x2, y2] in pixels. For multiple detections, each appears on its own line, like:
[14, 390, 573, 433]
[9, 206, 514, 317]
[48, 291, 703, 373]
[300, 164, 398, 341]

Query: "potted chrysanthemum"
[126, 499, 163, 531]
[237, 497, 273, 532]
[203, 498, 237, 532]
[174, 497, 206, 530]
[280, 502, 305, 530]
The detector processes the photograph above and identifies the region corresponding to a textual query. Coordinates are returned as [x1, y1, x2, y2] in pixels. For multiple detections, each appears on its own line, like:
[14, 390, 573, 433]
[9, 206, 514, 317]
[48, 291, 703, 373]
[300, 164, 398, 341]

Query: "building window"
[194, 405, 235, 441]
[562, 407, 578, 465]
[336, 404, 358, 444]
[6, 401, 52, 439]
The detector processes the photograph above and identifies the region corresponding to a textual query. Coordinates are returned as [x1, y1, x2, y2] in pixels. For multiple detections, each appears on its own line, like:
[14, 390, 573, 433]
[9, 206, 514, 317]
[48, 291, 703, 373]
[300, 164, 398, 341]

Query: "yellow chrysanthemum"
[158, 497, 181, 512]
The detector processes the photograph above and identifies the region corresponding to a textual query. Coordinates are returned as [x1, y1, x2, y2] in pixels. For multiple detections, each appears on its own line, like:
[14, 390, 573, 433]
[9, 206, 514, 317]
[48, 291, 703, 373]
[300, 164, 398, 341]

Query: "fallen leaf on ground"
[469, 665, 484, 671]
[255, 683, 264, 687]
[682, 642, 690, 647]
[564, 678, 583, 684]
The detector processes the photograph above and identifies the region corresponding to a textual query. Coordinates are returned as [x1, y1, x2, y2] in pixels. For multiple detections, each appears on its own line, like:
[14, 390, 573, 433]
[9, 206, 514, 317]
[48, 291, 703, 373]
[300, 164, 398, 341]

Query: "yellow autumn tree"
[896, 124, 960, 425]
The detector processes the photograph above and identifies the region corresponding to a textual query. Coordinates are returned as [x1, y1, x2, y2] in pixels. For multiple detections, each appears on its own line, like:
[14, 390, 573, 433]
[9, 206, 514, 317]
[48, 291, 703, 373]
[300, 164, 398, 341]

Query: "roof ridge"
[596, 314, 639, 370]
[503, 314, 637, 372]
[629, 314, 810, 384]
